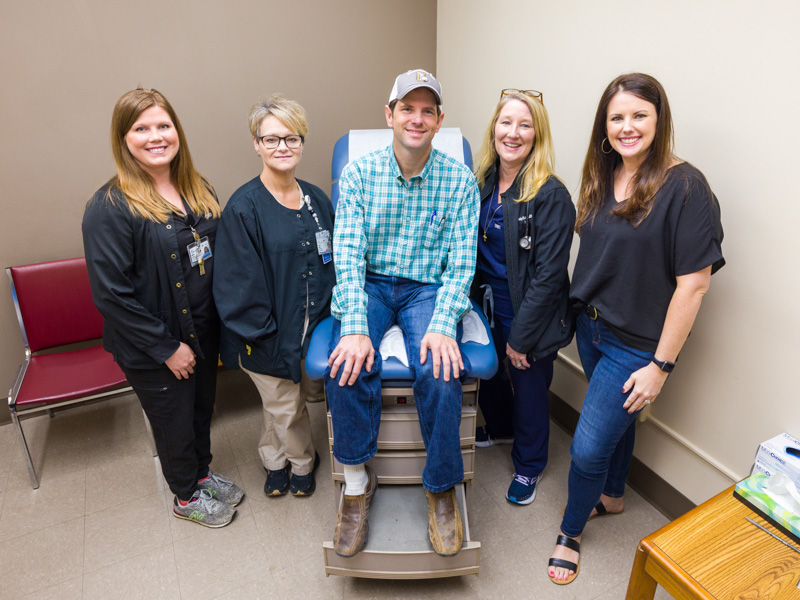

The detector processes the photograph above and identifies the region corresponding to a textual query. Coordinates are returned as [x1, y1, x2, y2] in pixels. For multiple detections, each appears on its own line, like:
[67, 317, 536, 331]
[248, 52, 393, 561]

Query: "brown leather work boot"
[333, 465, 377, 557]
[426, 487, 463, 556]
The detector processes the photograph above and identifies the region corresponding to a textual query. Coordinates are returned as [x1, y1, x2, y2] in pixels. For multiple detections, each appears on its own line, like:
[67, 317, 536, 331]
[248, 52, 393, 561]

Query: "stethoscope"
[519, 197, 532, 250]
[487, 182, 532, 250]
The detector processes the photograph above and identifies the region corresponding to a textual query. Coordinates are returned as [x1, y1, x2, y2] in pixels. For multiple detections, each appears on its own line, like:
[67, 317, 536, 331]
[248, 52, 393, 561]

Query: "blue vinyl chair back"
[303, 128, 497, 382]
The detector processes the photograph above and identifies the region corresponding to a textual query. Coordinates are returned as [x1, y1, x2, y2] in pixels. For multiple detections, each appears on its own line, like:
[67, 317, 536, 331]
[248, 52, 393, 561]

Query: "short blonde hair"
[248, 94, 309, 138]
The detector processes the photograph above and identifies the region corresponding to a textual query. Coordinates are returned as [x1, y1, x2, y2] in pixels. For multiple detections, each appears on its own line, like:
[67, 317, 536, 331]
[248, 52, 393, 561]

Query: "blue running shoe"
[506, 472, 542, 505]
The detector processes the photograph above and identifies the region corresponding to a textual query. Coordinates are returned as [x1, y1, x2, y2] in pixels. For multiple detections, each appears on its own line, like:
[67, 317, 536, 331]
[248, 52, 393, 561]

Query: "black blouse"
[82, 183, 219, 369]
[570, 163, 725, 352]
[174, 204, 218, 340]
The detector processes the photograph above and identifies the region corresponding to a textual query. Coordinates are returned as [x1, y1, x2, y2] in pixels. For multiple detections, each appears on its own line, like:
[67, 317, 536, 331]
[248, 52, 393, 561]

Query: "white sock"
[343, 464, 368, 495]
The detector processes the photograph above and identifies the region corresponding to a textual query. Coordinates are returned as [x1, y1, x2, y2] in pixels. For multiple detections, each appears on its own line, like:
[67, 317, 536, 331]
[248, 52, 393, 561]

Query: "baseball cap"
[388, 69, 443, 107]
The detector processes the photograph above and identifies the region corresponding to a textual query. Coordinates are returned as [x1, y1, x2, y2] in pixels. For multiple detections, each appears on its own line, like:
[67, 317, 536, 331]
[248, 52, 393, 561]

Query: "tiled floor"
[0, 370, 673, 599]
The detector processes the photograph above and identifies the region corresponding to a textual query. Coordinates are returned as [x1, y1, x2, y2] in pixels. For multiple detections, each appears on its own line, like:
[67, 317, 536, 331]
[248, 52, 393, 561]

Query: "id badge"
[187, 236, 212, 267]
[315, 230, 332, 255]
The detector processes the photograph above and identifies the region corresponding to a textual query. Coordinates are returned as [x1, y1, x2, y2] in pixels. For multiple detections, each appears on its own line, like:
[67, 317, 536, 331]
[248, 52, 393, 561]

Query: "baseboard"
[549, 392, 696, 521]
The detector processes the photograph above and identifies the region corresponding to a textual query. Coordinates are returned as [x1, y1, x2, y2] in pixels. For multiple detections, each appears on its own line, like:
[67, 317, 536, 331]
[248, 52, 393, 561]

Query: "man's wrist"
[426, 324, 456, 340]
[341, 314, 369, 337]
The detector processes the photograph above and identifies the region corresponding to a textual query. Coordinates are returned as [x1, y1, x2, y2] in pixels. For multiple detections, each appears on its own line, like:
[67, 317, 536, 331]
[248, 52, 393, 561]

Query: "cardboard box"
[754, 432, 800, 489]
[751, 458, 779, 479]
[733, 472, 800, 544]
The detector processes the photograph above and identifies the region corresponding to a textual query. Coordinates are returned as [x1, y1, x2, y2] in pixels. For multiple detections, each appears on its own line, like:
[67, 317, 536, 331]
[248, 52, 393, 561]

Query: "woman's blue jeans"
[560, 312, 654, 538]
[325, 273, 468, 493]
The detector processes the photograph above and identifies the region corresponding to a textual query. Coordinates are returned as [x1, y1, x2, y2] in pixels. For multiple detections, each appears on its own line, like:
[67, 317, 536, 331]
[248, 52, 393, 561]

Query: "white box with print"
[754, 432, 800, 489]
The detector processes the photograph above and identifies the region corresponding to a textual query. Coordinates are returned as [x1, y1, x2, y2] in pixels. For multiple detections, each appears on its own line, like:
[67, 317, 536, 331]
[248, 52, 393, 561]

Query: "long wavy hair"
[108, 88, 219, 222]
[575, 73, 674, 231]
[474, 92, 558, 203]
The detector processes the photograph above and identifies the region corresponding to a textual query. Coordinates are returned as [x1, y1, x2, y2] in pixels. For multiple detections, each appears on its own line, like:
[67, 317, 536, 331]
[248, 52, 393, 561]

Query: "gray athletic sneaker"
[173, 489, 236, 528]
[196, 470, 245, 506]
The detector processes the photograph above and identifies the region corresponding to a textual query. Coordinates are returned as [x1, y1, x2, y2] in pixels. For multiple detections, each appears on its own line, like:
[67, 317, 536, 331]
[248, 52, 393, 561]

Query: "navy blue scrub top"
[477, 184, 508, 285]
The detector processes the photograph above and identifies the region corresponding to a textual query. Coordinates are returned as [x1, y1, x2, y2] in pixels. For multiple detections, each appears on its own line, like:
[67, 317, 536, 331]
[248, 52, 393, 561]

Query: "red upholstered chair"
[6, 257, 139, 489]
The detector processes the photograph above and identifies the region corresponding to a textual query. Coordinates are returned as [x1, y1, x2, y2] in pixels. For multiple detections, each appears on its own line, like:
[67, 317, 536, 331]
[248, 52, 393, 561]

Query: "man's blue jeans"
[325, 273, 468, 493]
[560, 312, 655, 538]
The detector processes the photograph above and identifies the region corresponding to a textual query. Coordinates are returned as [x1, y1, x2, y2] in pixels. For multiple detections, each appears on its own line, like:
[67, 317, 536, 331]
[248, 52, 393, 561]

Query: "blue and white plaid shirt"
[331, 145, 480, 339]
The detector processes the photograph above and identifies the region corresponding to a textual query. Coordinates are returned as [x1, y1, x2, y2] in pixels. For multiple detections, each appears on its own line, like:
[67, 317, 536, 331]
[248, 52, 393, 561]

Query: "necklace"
[482, 185, 502, 242]
[482, 205, 502, 242]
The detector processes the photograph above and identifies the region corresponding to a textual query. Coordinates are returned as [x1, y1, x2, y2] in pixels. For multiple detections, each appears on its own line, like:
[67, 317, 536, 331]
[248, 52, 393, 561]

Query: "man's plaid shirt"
[331, 145, 480, 339]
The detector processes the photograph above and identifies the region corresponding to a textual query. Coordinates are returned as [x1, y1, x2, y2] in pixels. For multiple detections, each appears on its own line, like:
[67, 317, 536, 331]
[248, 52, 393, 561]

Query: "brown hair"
[575, 73, 674, 231]
[108, 88, 219, 222]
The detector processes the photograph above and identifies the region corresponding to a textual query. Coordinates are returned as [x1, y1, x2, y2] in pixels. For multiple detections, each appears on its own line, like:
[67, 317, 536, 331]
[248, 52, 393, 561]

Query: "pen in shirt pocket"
[430, 211, 445, 226]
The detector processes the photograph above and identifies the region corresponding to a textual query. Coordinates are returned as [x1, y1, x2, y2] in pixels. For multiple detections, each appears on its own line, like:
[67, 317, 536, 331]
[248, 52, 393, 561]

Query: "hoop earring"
[601, 137, 614, 154]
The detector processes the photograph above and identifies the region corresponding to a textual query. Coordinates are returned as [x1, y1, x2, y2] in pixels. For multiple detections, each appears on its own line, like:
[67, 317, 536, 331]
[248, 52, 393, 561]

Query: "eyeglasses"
[257, 134, 304, 149]
[500, 89, 544, 105]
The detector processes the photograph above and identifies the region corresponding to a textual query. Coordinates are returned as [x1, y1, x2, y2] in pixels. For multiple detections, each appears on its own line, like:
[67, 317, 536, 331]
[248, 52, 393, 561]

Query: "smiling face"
[385, 87, 444, 156]
[125, 105, 179, 176]
[606, 91, 657, 168]
[253, 114, 303, 175]
[494, 99, 536, 173]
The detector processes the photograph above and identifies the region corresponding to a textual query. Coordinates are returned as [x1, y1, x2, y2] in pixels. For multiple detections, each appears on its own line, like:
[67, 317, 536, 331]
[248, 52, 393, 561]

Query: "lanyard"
[298, 183, 323, 232]
[184, 210, 207, 276]
[297, 183, 332, 264]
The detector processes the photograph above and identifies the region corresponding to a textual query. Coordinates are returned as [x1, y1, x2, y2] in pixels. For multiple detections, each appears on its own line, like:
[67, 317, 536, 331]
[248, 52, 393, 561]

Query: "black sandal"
[548, 534, 580, 585]
[587, 500, 624, 521]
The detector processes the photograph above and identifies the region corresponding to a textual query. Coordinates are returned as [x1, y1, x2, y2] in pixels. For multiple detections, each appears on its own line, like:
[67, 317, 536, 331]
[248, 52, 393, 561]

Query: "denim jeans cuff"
[332, 446, 377, 466]
[559, 522, 584, 539]
[422, 474, 464, 494]
[601, 491, 624, 499]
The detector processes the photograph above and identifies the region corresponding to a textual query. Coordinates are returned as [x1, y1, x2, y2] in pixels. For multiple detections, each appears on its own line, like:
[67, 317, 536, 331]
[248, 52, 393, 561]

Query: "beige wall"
[438, 0, 800, 503]
[0, 0, 437, 425]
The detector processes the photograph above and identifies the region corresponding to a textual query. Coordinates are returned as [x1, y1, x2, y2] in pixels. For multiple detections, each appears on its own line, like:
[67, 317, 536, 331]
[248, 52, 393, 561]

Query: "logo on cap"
[416, 72, 428, 82]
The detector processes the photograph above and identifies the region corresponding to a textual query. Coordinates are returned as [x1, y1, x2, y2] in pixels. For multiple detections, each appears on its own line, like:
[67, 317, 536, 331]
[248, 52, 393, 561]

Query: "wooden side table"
[626, 485, 800, 599]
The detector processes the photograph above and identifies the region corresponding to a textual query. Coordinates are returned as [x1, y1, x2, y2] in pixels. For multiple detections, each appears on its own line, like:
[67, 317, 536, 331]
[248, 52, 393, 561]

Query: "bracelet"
[652, 357, 675, 373]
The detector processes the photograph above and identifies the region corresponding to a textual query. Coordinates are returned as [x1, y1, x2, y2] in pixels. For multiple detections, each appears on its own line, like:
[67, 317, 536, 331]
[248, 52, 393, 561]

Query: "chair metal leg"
[10, 410, 39, 489]
[142, 408, 158, 457]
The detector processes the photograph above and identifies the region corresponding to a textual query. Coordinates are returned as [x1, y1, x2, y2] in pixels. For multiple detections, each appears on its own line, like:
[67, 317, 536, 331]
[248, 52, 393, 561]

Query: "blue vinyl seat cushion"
[304, 300, 498, 381]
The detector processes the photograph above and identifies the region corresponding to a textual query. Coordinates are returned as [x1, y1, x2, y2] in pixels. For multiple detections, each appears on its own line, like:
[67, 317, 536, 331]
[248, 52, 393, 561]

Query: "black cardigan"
[82, 183, 218, 369]
[474, 168, 576, 359]
[213, 177, 336, 383]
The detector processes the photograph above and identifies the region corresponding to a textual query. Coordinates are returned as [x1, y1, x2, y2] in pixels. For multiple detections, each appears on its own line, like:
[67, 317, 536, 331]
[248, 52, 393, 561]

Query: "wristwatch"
[652, 357, 676, 373]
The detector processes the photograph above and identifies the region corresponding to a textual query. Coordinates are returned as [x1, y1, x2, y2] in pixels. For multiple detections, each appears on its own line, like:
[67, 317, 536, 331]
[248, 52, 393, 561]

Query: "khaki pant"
[240, 360, 321, 475]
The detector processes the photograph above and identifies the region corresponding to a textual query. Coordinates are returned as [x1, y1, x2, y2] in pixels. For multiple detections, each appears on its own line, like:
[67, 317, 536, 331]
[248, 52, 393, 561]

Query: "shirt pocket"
[423, 215, 447, 249]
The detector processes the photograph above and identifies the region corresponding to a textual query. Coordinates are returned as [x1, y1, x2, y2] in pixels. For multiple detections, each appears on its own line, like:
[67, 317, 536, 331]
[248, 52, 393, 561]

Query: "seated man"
[326, 69, 480, 558]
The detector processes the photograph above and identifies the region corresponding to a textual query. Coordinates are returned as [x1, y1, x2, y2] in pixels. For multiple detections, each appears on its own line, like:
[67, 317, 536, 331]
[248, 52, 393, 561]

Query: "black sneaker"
[290, 452, 321, 497]
[264, 464, 290, 497]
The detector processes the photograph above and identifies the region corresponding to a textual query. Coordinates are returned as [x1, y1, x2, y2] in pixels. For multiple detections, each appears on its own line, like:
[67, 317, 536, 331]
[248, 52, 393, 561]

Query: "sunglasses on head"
[500, 89, 544, 105]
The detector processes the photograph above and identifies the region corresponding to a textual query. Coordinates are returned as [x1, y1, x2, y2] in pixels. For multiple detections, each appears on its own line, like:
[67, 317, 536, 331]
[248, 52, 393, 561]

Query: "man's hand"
[420, 332, 463, 382]
[165, 342, 196, 380]
[328, 334, 374, 387]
